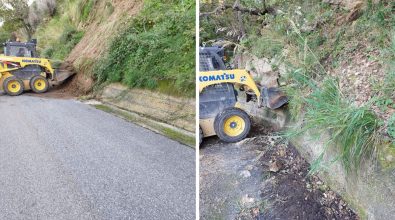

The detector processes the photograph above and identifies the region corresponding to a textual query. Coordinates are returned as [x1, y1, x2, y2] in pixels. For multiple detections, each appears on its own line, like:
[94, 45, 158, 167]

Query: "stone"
[241, 194, 255, 205]
[269, 160, 283, 172]
[240, 170, 251, 178]
[245, 165, 254, 171]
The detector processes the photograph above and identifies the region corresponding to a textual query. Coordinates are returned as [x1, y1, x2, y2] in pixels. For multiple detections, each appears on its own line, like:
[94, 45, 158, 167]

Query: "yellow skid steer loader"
[199, 47, 288, 144]
[0, 40, 57, 96]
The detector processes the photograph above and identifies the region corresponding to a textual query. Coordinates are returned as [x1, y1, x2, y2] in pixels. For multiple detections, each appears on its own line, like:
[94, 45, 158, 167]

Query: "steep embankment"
[36, 0, 195, 98]
[64, 0, 142, 94]
[201, 0, 394, 218]
[34, 0, 195, 133]
[57, 0, 142, 95]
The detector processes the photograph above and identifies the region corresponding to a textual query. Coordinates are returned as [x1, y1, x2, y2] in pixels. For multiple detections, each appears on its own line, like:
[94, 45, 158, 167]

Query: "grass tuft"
[287, 78, 381, 172]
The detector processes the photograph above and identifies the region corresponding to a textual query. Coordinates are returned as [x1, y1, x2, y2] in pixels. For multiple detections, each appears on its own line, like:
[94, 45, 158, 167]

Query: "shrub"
[42, 46, 54, 58]
[95, 0, 195, 97]
[47, 26, 84, 60]
[81, 0, 95, 22]
[388, 114, 395, 139]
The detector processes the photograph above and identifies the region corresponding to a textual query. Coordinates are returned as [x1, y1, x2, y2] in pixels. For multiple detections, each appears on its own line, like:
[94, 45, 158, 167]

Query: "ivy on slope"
[96, 0, 195, 97]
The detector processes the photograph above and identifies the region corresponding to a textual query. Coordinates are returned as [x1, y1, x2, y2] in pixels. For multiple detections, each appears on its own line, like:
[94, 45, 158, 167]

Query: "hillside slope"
[33, 0, 195, 97]
[201, 0, 394, 170]
[64, 0, 143, 94]
[200, 0, 395, 218]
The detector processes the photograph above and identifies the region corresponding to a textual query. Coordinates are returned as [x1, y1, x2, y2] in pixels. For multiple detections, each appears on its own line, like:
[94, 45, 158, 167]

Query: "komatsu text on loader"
[0, 39, 57, 96]
[199, 47, 288, 144]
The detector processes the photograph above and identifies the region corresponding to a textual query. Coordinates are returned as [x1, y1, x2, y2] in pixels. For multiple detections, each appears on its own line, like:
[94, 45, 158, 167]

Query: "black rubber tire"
[30, 75, 49, 93]
[3, 77, 24, 96]
[214, 107, 251, 143]
[199, 126, 203, 146]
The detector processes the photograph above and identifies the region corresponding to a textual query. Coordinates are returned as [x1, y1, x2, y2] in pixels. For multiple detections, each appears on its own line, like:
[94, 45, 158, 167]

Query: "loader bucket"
[261, 87, 288, 109]
[55, 70, 74, 82]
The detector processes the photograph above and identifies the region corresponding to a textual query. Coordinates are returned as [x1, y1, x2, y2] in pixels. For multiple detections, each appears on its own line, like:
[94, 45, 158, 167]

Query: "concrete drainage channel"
[83, 99, 196, 148]
[79, 84, 197, 148]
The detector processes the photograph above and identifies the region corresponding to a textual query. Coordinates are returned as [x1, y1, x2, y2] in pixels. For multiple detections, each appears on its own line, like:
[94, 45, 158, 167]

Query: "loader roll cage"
[4, 40, 39, 58]
[199, 46, 262, 102]
[199, 46, 227, 71]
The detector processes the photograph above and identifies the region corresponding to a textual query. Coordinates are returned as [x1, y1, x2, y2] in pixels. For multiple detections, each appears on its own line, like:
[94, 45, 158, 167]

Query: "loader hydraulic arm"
[0, 56, 55, 79]
[199, 69, 263, 105]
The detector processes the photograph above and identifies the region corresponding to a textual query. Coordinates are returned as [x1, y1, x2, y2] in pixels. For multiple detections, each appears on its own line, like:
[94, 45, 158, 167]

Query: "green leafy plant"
[388, 114, 395, 139]
[81, 0, 96, 22]
[95, 0, 195, 97]
[42, 25, 84, 60]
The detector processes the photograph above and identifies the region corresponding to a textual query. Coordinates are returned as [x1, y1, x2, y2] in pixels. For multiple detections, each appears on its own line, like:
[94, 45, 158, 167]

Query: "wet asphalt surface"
[0, 95, 195, 220]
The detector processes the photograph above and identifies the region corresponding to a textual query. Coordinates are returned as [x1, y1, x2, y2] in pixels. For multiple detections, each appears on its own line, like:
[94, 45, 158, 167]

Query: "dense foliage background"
[95, 0, 196, 97]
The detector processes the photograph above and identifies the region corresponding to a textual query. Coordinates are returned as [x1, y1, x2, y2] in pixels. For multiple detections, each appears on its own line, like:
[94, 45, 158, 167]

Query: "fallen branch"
[200, 4, 272, 17]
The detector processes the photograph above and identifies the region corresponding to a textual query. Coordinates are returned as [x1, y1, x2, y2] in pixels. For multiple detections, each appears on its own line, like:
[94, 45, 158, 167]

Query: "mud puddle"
[200, 125, 358, 220]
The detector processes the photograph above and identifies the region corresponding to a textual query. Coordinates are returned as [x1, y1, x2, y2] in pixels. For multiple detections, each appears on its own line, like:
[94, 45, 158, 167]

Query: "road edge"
[86, 101, 196, 148]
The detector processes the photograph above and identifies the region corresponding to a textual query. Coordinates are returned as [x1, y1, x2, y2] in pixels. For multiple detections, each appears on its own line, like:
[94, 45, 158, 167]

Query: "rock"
[241, 194, 255, 205]
[278, 148, 286, 157]
[324, 0, 364, 10]
[260, 71, 280, 88]
[240, 170, 251, 178]
[347, 1, 364, 11]
[269, 160, 283, 172]
[346, 8, 362, 23]
[244, 56, 280, 88]
[323, 0, 342, 5]
[245, 165, 254, 171]
[252, 207, 260, 217]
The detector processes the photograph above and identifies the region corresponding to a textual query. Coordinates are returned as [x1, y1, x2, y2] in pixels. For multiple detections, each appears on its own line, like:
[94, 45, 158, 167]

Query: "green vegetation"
[289, 78, 380, 172]
[95, 0, 195, 97]
[380, 32, 395, 99]
[388, 114, 395, 140]
[0, 27, 11, 50]
[0, 0, 195, 97]
[81, 0, 96, 22]
[35, 0, 96, 60]
[201, 0, 394, 172]
[40, 24, 84, 60]
[0, 0, 34, 40]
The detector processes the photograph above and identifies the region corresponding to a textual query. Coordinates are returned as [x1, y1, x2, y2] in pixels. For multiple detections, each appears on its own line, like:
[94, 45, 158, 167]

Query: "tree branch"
[200, 4, 273, 17]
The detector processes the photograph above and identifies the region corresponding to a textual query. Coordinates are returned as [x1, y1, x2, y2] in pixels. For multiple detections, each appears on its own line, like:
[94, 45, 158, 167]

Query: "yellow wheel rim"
[34, 78, 47, 91]
[7, 80, 22, 93]
[223, 115, 245, 137]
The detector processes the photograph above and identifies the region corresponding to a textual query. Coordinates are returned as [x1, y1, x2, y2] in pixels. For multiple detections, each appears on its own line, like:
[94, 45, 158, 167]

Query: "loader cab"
[199, 47, 238, 119]
[4, 39, 38, 58]
[199, 46, 226, 71]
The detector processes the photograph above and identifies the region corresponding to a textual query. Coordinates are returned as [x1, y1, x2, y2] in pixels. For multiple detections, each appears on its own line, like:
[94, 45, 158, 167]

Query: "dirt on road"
[200, 125, 358, 220]
[26, 62, 89, 99]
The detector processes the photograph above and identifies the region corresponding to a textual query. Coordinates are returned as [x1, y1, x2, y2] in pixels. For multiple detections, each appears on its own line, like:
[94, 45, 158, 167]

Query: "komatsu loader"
[199, 46, 288, 144]
[0, 40, 57, 96]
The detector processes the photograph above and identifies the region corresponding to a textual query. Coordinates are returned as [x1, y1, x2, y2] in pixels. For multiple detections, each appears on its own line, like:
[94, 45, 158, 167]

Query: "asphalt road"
[0, 95, 195, 220]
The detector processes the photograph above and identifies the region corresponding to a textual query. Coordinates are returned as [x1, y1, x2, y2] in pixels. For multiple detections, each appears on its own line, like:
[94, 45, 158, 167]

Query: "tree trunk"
[22, 22, 33, 41]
